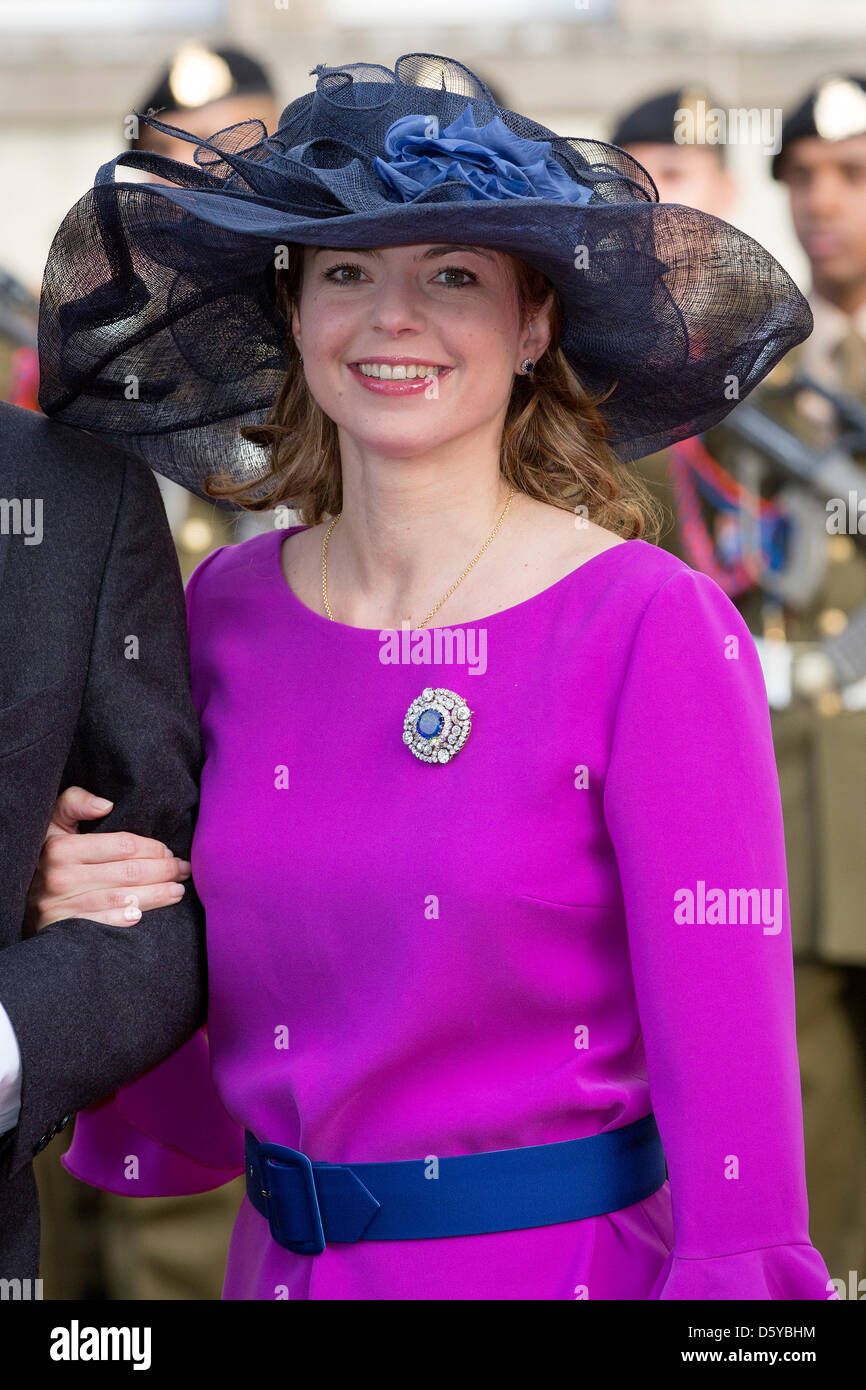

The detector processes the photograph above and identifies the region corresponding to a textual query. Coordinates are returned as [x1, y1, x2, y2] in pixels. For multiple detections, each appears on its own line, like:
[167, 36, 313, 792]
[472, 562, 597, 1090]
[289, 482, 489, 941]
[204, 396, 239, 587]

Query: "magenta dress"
[63, 525, 835, 1300]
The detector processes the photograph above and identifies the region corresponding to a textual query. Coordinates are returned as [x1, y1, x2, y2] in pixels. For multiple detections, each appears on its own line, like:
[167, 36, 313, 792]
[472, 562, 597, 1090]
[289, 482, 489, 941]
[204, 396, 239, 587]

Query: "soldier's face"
[621, 143, 736, 219]
[781, 135, 866, 288]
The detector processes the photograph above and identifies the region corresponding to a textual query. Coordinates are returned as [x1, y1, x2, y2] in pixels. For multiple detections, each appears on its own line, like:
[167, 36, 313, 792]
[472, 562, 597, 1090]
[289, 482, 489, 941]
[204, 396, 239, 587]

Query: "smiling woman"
[35, 51, 830, 1305]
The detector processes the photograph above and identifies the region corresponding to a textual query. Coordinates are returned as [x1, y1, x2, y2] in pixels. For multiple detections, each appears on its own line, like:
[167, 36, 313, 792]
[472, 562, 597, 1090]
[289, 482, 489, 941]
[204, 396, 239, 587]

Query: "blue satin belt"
[244, 1112, 667, 1255]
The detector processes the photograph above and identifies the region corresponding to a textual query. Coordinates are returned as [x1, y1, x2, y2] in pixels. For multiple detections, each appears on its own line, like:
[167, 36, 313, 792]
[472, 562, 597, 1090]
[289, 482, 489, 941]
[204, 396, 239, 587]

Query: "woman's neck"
[323, 467, 520, 629]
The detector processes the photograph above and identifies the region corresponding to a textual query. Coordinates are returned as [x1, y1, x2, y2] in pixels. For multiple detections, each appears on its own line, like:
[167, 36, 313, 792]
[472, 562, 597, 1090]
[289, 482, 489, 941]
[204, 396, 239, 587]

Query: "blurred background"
[2, 0, 843, 295]
[3, 0, 865, 1301]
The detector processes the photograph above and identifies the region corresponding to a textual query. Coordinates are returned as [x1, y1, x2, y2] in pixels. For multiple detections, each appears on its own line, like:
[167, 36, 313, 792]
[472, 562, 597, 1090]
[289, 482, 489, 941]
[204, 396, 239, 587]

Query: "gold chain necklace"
[321, 484, 516, 629]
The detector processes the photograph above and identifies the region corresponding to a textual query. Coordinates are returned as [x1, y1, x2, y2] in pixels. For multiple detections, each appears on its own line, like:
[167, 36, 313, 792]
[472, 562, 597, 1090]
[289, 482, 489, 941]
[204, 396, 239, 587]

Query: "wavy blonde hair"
[204, 245, 663, 542]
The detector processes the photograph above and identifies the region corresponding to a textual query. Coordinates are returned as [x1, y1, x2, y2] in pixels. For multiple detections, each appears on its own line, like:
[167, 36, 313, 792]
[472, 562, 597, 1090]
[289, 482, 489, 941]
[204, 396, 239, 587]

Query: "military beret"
[131, 42, 274, 148]
[773, 73, 866, 178]
[611, 86, 725, 155]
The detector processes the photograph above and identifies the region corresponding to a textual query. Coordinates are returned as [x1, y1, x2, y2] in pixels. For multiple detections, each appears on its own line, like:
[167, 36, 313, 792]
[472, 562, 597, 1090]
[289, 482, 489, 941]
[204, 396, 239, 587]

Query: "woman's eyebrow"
[311, 245, 496, 261]
[421, 245, 496, 261]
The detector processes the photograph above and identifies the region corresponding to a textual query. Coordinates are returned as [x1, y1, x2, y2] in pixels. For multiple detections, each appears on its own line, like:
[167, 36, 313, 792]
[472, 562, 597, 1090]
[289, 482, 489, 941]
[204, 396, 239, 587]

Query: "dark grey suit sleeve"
[0, 455, 207, 1181]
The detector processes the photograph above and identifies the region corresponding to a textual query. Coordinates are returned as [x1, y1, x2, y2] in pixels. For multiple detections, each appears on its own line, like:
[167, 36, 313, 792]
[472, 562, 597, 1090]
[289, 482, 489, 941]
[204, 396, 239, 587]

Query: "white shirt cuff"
[0, 998, 23, 1134]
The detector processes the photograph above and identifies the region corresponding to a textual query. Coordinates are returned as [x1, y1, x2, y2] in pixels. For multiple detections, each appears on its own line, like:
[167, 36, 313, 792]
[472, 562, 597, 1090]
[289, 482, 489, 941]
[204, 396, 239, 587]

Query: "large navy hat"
[37, 52, 813, 509]
[773, 73, 866, 179]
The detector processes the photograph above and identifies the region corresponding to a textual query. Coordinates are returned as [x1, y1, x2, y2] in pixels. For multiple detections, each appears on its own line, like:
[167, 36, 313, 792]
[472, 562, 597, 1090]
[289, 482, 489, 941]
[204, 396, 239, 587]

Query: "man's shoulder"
[0, 403, 134, 496]
[0, 401, 126, 455]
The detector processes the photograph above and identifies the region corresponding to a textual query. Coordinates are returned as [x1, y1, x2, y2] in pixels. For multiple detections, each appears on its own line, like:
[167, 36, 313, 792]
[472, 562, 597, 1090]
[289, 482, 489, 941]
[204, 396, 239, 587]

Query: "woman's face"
[291, 242, 549, 459]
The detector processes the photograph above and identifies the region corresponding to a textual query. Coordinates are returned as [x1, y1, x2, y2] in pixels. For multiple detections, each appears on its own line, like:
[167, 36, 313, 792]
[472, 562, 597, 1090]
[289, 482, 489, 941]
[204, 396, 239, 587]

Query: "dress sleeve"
[61, 547, 245, 1197]
[603, 567, 836, 1301]
[61, 1028, 245, 1196]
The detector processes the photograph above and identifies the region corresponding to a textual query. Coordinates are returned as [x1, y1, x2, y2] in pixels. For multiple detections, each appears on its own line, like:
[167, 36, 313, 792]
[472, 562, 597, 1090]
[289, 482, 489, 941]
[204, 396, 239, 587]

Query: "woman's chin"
[335, 426, 468, 457]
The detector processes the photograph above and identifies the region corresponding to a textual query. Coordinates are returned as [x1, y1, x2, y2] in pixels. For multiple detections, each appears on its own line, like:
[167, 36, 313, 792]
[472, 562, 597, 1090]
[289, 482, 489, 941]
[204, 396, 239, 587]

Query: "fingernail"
[170, 884, 185, 897]
[163, 846, 173, 857]
[90, 796, 113, 810]
[178, 860, 192, 873]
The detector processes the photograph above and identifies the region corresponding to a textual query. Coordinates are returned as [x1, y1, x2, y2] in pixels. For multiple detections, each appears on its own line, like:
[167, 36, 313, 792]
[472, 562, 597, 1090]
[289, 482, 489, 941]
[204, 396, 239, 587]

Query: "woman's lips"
[346, 363, 454, 395]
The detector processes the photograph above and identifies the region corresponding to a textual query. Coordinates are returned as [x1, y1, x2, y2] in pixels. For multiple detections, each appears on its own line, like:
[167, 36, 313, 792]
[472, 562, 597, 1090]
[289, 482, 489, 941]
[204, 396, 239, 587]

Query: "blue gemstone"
[416, 708, 443, 739]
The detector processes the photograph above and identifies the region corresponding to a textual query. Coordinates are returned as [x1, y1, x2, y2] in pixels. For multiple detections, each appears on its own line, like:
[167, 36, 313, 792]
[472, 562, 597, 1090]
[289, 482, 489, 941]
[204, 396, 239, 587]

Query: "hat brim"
[37, 129, 811, 510]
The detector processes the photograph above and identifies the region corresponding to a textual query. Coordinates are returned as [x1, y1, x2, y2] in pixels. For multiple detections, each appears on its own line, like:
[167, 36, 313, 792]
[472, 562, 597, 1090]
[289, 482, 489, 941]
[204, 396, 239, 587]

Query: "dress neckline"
[271, 524, 645, 634]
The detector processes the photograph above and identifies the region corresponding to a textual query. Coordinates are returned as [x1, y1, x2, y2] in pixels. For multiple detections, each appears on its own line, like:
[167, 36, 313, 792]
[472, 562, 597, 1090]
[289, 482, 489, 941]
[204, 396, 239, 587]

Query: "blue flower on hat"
[372, 105, 594, 206]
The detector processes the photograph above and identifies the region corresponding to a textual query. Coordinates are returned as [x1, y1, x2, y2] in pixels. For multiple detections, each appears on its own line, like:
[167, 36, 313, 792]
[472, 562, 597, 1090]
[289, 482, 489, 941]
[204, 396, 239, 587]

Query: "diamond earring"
[521, 358, 535, 374]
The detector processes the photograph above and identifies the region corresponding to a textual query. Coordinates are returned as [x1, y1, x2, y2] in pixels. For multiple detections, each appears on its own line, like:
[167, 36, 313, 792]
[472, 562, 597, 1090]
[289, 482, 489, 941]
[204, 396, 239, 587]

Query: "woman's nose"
[366, 276, 428, 333]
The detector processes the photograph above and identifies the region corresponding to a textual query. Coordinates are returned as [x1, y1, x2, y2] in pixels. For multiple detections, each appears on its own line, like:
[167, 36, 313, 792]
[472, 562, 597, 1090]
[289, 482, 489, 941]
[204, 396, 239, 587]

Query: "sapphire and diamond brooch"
[403, 687, 472, 764]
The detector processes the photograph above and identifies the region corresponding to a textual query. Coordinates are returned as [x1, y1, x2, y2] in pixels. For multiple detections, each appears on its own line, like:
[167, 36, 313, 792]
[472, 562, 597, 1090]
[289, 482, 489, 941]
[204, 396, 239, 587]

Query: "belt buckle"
[259, 1142, 326, 1256]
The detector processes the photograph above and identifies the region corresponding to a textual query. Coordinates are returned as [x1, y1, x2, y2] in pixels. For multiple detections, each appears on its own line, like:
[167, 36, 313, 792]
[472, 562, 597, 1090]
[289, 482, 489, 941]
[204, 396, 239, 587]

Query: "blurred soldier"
[33, 41, 289, 1301]
[130, 42, 280, 165]
[613, 78, 866, 1281]
[610, 85, 737, 219]
[609, 88, 738, 559]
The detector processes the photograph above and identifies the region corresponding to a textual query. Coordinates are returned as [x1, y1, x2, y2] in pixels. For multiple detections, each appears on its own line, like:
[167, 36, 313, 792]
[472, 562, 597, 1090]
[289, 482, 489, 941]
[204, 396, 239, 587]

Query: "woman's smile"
[346, 358, 455, 395]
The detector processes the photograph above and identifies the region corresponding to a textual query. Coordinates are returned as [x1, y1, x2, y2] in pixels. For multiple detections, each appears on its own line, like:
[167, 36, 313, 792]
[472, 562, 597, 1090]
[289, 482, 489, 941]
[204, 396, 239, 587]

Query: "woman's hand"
[24, 786, 193, 936]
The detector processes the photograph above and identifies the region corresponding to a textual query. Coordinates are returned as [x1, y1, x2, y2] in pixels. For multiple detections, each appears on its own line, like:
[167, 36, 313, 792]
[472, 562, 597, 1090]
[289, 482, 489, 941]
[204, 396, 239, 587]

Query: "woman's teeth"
[356, 363, 442, 379]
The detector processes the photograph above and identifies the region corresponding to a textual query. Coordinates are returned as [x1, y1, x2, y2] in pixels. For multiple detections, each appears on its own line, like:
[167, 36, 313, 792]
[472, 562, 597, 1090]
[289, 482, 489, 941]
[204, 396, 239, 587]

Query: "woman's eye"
[434, 266, 477, 288]
[321, 263, 366, 285]
[320, 263, 478, 288]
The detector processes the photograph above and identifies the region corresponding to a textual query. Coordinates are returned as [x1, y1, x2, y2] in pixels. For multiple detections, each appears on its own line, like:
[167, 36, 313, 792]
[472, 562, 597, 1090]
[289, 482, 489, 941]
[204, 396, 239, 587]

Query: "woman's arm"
[61, 1026, 245, 1197]
[603, 566, 835, 1301]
